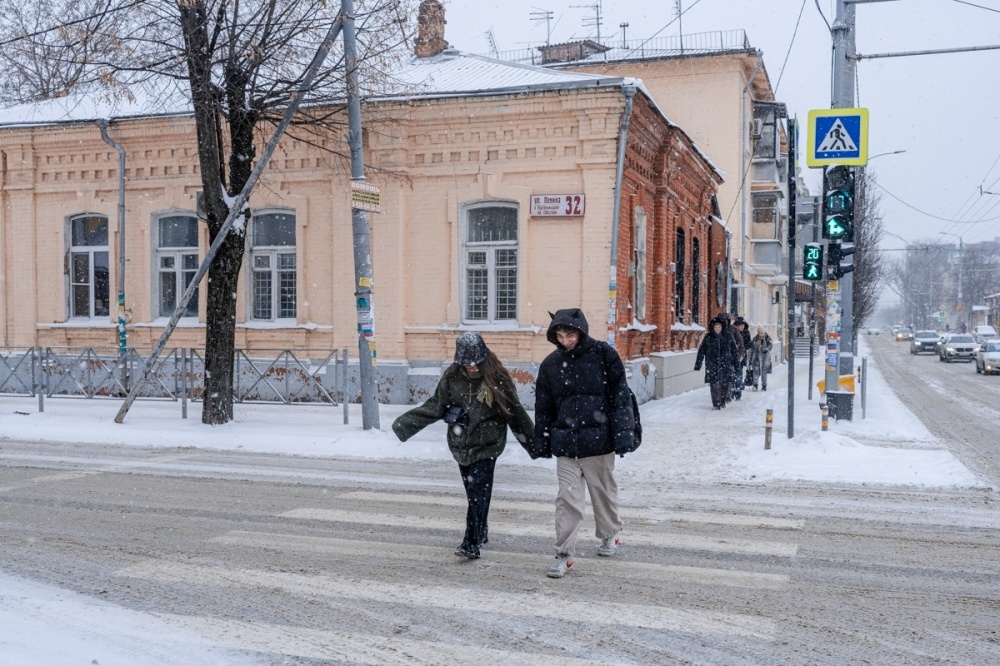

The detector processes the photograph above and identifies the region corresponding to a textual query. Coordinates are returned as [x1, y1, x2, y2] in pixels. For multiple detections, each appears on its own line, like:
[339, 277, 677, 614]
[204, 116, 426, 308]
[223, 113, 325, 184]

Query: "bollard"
[764, 408, 773, 449]
[821, 403, 829, 431]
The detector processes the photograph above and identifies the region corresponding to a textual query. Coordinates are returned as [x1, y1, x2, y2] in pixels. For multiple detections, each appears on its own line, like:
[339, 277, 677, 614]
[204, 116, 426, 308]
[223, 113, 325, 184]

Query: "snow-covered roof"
[383, 49, 626, 99]
[0, 49, 625, 129]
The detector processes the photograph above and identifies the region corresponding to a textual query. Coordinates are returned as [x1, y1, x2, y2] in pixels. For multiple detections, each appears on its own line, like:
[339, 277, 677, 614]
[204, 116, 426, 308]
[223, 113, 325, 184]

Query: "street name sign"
[807, 108, 869, 167]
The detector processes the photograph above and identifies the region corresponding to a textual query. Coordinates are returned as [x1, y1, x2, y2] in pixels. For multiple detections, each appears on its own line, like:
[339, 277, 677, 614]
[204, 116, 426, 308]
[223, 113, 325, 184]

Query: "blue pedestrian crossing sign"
[806, 108, 869, 167]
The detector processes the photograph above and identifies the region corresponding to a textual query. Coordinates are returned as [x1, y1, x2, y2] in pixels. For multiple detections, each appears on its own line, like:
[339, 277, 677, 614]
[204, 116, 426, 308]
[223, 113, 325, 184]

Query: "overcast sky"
[441, 0, 1000, 252]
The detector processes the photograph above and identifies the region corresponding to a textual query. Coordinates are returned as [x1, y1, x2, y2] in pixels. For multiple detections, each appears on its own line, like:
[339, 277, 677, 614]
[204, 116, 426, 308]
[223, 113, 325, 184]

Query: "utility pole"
[831, 0, 856, 378]
[344, 0, 380, 429]
[786, 118, 797, 439]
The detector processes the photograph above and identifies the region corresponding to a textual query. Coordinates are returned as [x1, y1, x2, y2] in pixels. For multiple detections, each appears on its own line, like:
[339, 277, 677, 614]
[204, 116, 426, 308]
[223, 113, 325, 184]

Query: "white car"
[972, 325, 998, 344]
[939, 334, 977, 362]
[975, 340, 1000, 375]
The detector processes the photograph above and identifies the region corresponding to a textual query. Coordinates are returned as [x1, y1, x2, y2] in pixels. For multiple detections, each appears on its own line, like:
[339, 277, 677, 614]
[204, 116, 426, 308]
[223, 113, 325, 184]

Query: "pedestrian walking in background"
[747, 326, 773, 391]
[695, 317, 739, 409]
[716, 312, 744, 403]
[392, 332, 536, 560]
[733, 316, 752, 400]
[534, 308, 635, 579]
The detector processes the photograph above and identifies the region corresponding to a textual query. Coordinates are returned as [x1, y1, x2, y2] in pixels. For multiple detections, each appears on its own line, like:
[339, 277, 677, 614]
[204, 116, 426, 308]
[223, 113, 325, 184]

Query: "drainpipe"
[97, 120, 128, 380]
[739, 52, 764, 314]
[607, 83, 636, 348]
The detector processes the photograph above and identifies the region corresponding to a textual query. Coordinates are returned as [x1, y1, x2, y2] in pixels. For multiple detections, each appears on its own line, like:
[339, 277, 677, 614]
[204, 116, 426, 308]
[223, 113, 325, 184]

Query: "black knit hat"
[454, 332, 489, 366]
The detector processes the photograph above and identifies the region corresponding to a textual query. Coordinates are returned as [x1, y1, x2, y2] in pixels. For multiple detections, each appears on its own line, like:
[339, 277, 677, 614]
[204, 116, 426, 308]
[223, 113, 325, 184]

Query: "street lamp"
[866, 149, 907, 162]
[938, 231, 964, 327]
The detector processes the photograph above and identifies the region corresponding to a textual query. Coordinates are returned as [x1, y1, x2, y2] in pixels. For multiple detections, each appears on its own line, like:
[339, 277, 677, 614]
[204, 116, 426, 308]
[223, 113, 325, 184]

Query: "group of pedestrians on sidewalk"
[694, 312, 773, 410]
[391, 308, 637, 579]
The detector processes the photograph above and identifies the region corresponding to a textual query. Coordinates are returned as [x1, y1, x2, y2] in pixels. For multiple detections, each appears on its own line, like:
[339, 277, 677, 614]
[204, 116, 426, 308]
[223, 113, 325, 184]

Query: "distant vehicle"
[910, 330, 940, 354]
[975, 340, 1000, 375]
[939, 334, 977, 362]
[894, 328, 912, 341]
[865, 327, 881, 335]
[971, 325, 998, 343]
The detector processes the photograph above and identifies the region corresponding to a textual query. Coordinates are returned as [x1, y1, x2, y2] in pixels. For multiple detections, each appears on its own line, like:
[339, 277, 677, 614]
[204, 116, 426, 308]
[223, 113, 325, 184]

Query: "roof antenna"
[485, 29, 499, 57]
[530, 8, 555, 46]
[619, 22, 628, 49]
[571, 1, 603, 44]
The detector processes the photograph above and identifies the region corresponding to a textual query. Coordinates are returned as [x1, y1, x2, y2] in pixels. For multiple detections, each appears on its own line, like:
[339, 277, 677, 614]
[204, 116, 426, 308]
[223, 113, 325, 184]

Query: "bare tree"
[885, 241, 951, 329]
[851, 167, 885, 340]
[2, 0, 414, 423]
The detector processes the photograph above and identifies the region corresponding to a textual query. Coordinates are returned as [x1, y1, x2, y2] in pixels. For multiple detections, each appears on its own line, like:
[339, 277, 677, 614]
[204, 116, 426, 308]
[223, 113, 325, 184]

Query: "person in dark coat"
[747, 326, 773, 391]
[392, 332, 535, 560]
[733, 316, 752, 400]
[695, 317, 739, 409]
[534, 308, 634, 578]
[716, 312, 744, 402]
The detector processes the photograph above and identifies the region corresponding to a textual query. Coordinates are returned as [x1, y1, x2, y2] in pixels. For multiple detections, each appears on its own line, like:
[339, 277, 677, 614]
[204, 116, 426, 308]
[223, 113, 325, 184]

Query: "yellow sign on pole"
[806, 108, 869, 167]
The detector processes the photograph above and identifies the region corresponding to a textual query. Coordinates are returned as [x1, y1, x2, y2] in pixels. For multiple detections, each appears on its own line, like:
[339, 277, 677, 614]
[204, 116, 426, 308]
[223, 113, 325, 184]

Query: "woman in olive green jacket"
[392, 333, 535, 560]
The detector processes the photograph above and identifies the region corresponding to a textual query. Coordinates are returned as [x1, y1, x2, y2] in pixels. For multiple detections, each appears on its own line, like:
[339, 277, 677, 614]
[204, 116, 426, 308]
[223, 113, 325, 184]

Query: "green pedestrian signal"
[803, 243, 823, 281]
[822, 165, 855, 242]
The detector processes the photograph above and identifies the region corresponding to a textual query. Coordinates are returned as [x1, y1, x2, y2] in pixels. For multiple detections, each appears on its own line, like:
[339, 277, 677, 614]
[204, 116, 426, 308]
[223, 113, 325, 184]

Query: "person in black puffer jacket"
[393, 333, 535, 560]
[534, 308, 634, 578]
[695, 317, 739, 409]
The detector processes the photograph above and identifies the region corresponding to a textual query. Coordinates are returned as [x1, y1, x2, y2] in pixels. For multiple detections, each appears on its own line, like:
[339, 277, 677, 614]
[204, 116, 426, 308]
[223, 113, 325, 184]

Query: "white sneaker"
[546, 554, 574, 578]
[597, 533, 621, 557]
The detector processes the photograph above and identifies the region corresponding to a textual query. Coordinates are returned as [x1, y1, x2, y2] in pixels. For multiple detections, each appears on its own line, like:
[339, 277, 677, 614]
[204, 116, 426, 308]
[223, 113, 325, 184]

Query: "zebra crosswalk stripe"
[117, 560, 777, 640]
[280, 507, 799, 557]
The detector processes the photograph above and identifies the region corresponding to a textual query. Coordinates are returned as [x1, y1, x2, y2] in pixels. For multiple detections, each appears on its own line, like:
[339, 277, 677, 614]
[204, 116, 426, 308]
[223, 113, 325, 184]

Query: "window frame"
[153, 211, 200, 319]
[460, 201, 519, 325]
[633, 206, 647, 320]
[675, 228, 686, 320]
[247, 209, 297, 323]
[66, 213, 111, 320]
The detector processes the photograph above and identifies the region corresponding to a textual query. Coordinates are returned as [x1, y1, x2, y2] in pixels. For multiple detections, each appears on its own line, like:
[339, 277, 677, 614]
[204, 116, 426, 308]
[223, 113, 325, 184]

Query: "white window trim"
[65, 213, 110, 320]
[459, 201, 519, 325]
[247, 208, 297, 323]
[152, 210, 200, 320]
[634, 206, 647, 321]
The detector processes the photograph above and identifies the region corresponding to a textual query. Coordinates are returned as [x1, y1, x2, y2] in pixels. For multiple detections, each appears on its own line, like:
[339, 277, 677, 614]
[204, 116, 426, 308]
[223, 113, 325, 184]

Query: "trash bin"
[826, 391, 854, 421]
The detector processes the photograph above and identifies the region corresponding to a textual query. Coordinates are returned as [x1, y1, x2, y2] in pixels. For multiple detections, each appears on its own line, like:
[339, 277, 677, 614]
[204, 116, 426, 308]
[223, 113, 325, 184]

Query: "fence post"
[181, 348, 188, 419]
[35, 348, 44, 413]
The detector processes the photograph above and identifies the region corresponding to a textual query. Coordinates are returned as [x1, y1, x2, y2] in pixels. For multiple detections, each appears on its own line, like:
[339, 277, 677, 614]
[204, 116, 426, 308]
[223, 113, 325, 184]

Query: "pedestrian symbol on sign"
[817, 119, 857, 153]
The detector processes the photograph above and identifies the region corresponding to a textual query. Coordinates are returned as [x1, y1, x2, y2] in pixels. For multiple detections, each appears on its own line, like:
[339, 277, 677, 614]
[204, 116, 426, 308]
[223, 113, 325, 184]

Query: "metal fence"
[0, 347, 349, 420]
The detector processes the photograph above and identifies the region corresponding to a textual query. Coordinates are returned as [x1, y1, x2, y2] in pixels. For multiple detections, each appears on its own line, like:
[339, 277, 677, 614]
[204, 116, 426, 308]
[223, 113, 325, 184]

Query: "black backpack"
[597, 342, 642, 454]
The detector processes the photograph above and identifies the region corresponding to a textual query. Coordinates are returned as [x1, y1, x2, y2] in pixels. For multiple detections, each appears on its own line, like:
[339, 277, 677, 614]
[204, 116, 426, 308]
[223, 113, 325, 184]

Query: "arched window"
[68, 214, 110, 318]
[462, 203, 518, 323]
[675, 228, 686, 320]
[155, 213, 199, 317]
[691, 237, 701, 324]
[249, 210, 296, 321]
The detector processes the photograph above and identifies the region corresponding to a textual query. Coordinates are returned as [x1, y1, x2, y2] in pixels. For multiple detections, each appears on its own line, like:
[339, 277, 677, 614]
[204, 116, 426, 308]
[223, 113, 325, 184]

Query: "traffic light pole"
[833, 0, 857, 379]
[787, 118, 796, 440]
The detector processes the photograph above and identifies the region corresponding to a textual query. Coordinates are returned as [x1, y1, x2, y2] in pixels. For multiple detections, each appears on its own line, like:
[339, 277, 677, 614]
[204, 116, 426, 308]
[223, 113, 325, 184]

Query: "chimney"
[414, 0, 448, 58]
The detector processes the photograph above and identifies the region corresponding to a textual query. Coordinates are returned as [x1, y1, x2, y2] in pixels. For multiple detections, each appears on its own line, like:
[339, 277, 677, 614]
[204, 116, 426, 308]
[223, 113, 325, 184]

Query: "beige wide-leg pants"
[554, 453, 623, 556]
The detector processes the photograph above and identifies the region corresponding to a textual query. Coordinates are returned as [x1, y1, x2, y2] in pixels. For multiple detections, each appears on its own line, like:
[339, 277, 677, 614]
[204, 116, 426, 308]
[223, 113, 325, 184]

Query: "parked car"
[894, 327, 913, 341]
[865, 327, 881, 335]
[975, 340, 1000, 375]
[939, 334, 977, 362]
[910, 330, 940, 354]
[971, 325, 998, 344]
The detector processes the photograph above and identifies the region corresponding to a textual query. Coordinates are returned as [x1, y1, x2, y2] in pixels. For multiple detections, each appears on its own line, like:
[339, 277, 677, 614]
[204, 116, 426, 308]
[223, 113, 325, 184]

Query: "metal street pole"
[343, 0, 380, 429]
[97, 121, 128, 389]
[786, 118, 797, 439]
[833, 0, 856, 377]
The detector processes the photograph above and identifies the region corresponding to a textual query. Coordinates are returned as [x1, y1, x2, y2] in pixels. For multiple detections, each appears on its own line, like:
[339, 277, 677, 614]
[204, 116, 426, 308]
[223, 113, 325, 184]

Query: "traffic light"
[827, 242, 855, 279]
[822, 165, 855, 242]
[803, 243, 823, 281]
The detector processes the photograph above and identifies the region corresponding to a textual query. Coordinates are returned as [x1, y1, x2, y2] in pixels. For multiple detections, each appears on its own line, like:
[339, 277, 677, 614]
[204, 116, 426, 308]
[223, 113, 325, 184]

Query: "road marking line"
[280, 508, 799, 557]
[152, 612, 605, 665]
[118, 560, 776, 640]
[214, 530, 789, 589]
[337, 490, 805, 530]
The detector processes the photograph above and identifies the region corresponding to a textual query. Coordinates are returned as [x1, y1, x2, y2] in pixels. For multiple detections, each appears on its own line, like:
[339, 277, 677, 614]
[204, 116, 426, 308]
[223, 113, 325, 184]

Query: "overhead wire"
[774, 0, 808, 94]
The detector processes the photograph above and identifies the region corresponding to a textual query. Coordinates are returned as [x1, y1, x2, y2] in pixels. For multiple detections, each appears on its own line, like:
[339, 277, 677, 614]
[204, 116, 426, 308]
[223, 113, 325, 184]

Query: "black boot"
[455, 541, 481, 559]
